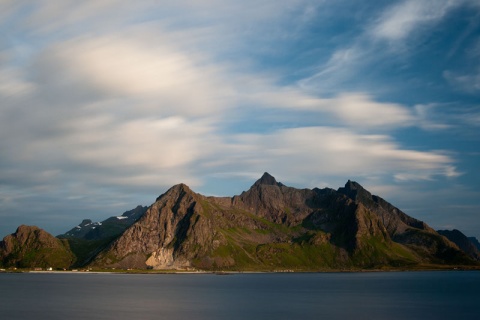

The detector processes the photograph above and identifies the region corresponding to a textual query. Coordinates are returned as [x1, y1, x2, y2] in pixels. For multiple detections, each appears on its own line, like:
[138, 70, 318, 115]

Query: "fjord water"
[1, 272, 478, 320]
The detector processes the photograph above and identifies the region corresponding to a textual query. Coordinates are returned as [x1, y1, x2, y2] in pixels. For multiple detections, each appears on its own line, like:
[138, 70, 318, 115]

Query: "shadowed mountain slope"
[438, 229, 480, 261]
[57, 205, 148, 267]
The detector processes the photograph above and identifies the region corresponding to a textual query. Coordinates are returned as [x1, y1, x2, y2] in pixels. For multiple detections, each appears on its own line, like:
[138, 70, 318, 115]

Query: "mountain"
[90, 173, 475, 270]
[437, 230, 480, 261]
[58, 205, 147, 267]
[0, 225, 74, 269]
[1, 173, 477, 271]
[469, 237, 480, 251]
[337, 181, 470, 264]
[59, 205, 147, 240]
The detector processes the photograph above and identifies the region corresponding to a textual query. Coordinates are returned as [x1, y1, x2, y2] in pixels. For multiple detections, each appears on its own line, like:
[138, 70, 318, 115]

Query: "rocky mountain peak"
[156, 183, 196, 202]
[16, 224, 40, 234]
[344, 180, 362, 190]
[14, 225, 41, 243]
[253, 172, 283, 187]
[338, 180, 372, 203]
[342, 180, 366, 193]
[79, 219, 92, 226]
[10, 225, 54, 246]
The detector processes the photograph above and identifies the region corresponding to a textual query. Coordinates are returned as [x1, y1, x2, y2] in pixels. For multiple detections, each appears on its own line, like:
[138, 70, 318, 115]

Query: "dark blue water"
[0, 271, 478, 320]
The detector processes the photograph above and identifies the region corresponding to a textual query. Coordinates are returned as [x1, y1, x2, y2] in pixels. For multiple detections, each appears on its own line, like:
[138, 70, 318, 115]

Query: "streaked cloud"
[243, 85, 416, 129]
[0, 67, 34, 96]
[370, 0, 454, 42]
[33, 34, 234, 117]
[322, 93, 415, 128]
[444, 70, 480, 94]
[0, 0, 479, 238]
[198, 126, 459, 189]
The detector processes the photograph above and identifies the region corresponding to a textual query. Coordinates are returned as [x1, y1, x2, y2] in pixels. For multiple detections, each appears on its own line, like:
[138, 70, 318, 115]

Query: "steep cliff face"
[0, 225, 74, 268]
[91, 184, 213, 269]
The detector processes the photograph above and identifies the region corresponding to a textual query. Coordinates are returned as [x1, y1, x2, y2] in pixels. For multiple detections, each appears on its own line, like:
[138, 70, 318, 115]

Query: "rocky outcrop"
[0, 225, 74, 268]
[252, 172, 284, 187]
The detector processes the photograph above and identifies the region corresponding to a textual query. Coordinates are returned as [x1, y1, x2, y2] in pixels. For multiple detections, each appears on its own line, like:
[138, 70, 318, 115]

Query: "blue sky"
[0, 0, 479, 239]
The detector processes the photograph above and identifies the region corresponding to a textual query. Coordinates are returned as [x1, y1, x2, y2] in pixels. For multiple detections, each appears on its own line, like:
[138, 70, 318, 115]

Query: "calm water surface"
[0, 271, 478, 320]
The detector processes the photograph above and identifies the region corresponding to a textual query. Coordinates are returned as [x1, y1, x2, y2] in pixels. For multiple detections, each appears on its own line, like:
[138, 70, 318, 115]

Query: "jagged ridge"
[1, 173, 477, 270]
[90, 173, 475, 270]
[57, 205, 148, 267]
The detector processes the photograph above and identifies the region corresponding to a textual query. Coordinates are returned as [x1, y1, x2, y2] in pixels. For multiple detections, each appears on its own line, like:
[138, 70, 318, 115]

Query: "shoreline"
[1, 265, 479, 275]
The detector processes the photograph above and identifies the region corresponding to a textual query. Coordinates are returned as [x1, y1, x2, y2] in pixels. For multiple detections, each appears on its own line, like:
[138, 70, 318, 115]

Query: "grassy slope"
[3, 238, 75, 269]
[191, 201, 422, 271]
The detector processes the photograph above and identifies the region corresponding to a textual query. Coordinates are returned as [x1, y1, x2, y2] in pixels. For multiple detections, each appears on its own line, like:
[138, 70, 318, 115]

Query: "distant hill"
[0, 225, 74, 269]
[57, 205, 147, 267]
[59, 205, 147, 240]
[1, 173, 478, 270]
[437, 229, 480, 261]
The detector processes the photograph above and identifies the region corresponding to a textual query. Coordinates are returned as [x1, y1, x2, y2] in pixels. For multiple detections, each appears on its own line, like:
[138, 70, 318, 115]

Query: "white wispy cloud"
[206, 127, 459, 185]
[370, 0, 455, 42]
[444, 69, 480, 94]
[252, 88, 416, 129]
[0, 1, 461, 193]
[414, 104, 453, 131]
[34, 34, 234, 117]
[0, 67, 34, 97]
[299, 0, 478, 95]
[322, 93, 415, 128]
[443, 22, 480, 94]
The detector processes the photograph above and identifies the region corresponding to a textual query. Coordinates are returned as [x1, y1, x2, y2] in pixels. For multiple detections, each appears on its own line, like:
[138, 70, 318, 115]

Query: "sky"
[1, 0, 479, 239]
